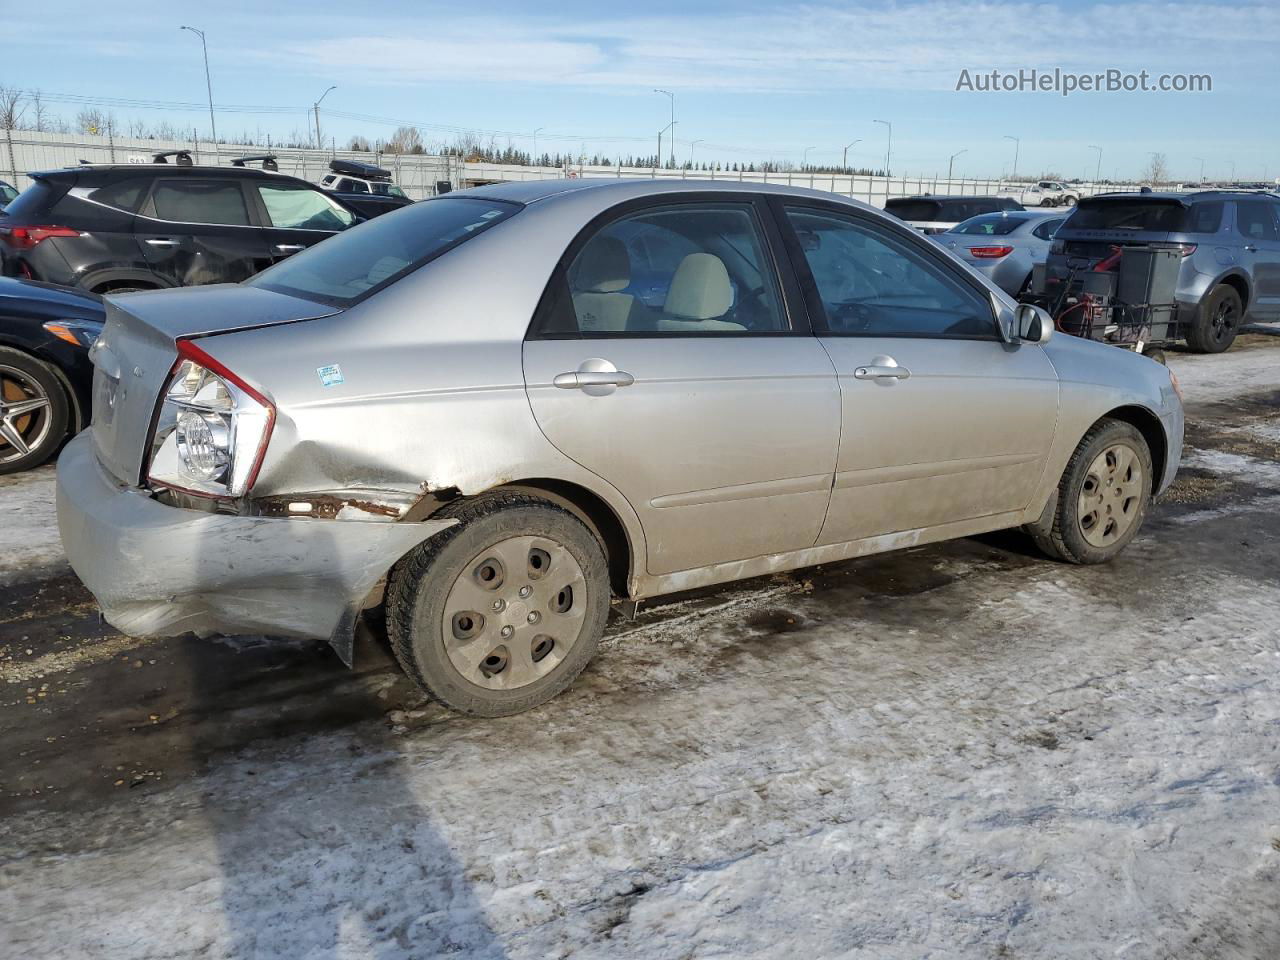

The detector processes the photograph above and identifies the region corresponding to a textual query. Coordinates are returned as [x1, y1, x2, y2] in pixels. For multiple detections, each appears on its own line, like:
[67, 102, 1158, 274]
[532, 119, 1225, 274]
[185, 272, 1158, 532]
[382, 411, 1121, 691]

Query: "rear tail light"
[1175, 243, 1197, 257]
[0, 225, 85, 249]
[969, 245, 1014, 259]
[147, 339, 275, 498]
[1050, 238, 1065, 254]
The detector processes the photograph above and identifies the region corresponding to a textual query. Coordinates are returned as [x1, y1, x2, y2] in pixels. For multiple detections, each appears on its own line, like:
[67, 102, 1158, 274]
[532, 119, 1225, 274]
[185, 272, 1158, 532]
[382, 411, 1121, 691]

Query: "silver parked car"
[56, 179, 1184, 716]
[940, 210, 1066, 295]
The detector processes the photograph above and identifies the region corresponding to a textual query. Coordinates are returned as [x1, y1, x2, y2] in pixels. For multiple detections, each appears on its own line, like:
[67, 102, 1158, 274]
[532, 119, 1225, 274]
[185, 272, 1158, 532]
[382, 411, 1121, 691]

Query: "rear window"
[1, 178, 71, 219]
[884, 200, 941, 222]
[247, 197, 519, 306]
[1068, 199, 1197, 232]
[952, 214, 1027, 236]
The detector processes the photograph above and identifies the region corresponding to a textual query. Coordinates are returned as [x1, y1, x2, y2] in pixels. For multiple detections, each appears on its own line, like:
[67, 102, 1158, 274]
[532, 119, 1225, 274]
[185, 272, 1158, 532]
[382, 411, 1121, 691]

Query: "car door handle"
[1244, 244, 1258, 253]
[143, 238, 178, 247]
[553, 370, 635, 389]
[273, 243, 307, 253]
[854, 361, 911, 381]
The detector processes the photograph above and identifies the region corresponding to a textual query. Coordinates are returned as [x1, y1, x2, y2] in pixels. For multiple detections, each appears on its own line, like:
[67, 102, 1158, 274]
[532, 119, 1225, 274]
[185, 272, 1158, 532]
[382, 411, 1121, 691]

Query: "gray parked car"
[56, 179, 1184, 716]
[940, 210, 1066, 295]
[1045, 191, 1280, 352]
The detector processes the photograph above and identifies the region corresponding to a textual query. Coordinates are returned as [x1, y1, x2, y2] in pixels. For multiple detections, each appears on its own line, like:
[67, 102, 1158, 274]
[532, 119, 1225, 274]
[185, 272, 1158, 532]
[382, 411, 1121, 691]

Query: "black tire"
[1029, 418, 1153, 565]
[386, 493, 610, 717]
[0, 346, 70, 475]
[1186, 284, 1242, 353]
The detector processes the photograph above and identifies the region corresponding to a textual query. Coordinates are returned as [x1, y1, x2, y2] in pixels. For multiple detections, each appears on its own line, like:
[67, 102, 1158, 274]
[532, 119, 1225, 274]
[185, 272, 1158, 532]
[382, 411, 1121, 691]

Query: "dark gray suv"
[1045, 191, 1280, 352]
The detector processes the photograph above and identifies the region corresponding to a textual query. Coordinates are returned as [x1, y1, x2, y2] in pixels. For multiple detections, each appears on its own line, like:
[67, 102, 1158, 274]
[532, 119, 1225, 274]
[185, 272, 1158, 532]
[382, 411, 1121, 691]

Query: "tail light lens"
[969, 245, 1014, 259]
[1175, 243, 1197, 257]
[1050, 238, 1065, 254]
[147, 340, 275, 498]
[0, 225, 85, 249]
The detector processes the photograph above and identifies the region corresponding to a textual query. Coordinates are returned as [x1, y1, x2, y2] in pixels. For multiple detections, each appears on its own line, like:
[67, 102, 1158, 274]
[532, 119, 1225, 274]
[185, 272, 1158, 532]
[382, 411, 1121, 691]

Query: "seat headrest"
[664, 253, 733, 320]
[573, 236, 630, 293]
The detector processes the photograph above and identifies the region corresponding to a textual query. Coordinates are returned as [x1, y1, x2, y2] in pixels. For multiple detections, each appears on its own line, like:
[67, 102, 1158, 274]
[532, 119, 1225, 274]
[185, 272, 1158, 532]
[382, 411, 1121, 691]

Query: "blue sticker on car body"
[317, 364, 344, 387]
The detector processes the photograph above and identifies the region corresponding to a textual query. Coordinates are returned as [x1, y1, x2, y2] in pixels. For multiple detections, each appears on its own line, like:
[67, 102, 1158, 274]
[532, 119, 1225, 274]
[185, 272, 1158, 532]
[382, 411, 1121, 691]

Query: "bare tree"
[346, 134, 371, 151]
[386, 125, 423, 155]
[29, 89, 50, 132]
[76, 107, 116, 136]
[0, 85, 26, 129]
[1143, 153, 1169, 185]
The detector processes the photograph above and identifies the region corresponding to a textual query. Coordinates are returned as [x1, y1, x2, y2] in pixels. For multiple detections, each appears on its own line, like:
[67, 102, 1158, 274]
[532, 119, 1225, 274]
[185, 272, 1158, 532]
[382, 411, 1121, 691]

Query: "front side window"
[151, 179, 250, 225]
[247, 197, 518, 305]
[538, 203, 788, 336]
[1235, 200, 1277, 242]
[257, 184, 356, 231]
[785, 206, 995, 338]
[371, 183, 408, 198]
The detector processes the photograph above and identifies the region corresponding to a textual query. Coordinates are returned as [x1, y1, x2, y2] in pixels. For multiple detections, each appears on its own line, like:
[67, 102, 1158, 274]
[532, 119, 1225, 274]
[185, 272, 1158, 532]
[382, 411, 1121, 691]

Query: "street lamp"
[688, 139, 704, 167]
[532, 127, 544, 165]
[179, 26, 217, 148]
[842, 139, 861, 171]
[656, 121, 676, 169]
[803, 146, 818, 169]
[873, 120, 892, 175]
[1088, 144, 1103, 183]
[1192, 156, 1205, 184]
[947, 148, 967, 180]
[1004, 135, 1020, 180]
[1228, 160, 1236, 183]
[313, 85, 336, 151]
[654, 89, 675, 167]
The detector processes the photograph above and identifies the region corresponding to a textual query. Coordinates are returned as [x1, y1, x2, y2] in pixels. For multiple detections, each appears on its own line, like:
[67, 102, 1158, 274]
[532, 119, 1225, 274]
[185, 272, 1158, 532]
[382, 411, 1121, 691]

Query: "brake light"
[1175, 243, 1197, 257]
[0, 225, 85, 249]
[969, 245, 1014, 258]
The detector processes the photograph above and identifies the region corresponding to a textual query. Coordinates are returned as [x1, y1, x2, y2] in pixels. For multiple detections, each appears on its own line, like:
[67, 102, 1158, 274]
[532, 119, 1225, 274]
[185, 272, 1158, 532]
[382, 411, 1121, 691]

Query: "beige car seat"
[658, 253, 745, 332]
[571, 236, 634, 332]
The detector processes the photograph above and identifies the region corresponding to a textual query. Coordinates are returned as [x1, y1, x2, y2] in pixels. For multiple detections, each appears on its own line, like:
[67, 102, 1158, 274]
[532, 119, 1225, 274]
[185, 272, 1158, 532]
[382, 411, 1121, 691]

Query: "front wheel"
[0, 346, 70, 475]
[1029, 419, 1153, 564]
[386, 493, 610, 716]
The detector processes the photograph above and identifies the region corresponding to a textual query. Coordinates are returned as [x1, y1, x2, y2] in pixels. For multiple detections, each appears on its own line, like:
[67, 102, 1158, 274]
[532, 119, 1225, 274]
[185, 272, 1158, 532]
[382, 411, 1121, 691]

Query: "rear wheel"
[386, 493, 610, 716]
[0, 346, 70, 475]
[1029, 419, 1153, 564]
[1187, 284, 1242, 353]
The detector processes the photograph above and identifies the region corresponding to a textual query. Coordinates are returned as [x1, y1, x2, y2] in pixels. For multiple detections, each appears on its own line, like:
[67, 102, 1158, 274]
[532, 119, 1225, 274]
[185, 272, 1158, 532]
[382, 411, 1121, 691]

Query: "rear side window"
[1032, 218, 1064, 240]
[1186, 201, 1223, 233]
[1235, 201, 1277, 241]
[953, 215, 1026, 236]
[151, 180, 250, 225]
[90, 178, 150, 213]
[247, 197, 518, 305]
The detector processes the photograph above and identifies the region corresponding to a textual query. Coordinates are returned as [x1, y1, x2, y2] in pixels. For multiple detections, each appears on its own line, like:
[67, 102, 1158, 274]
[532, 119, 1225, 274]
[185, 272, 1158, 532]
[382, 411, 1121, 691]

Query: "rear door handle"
[553, 370, 635, 389]
[854, 356, 911, 381]
[274, 243, 306, 253]
[1244, 244, 1258, 253]
[143, 238, 178, 247]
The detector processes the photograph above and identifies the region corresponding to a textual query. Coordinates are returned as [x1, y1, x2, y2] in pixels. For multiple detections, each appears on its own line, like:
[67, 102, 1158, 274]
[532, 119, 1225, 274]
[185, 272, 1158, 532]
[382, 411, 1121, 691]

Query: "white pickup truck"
[999, 180, 1079, 207]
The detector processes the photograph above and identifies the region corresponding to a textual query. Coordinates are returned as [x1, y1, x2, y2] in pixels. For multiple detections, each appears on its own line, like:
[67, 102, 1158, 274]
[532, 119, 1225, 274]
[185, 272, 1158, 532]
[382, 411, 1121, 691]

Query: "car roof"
[32, 163, 299, 182]
[1086, 190, 1279, 204]
[462, 177, 873, 205]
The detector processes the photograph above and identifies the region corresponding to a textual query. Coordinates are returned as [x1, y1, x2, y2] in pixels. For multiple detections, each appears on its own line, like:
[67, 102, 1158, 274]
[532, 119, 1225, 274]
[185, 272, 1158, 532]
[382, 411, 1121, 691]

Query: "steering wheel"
[829, 299, 878, 333]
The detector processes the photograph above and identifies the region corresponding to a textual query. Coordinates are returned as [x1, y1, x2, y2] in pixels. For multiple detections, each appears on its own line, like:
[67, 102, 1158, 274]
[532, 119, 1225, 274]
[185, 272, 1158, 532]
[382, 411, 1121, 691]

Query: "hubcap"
[441, 535, 587, 690]
[0, 365, 53, 464]
[1077, 442, 1144, 548]
[1212, 299, 1238, 341]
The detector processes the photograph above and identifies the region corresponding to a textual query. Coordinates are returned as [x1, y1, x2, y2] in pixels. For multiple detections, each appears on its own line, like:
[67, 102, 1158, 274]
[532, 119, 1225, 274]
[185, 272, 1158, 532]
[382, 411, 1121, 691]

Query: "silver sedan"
[940, 210, 1066, 295]
[56, 179, 1182, 716]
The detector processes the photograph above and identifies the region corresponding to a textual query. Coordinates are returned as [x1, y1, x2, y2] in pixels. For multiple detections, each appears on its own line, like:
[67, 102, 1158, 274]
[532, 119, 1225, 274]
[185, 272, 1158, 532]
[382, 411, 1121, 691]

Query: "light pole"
[313, 85, 336, 151]
[1004, 135, 1020, 180]
[1192, 156, 1205, 184]
[532, 127, 544, 165]
[947, 148, 967, 180]
[842, 139, 861, 171]
[688, 139, 704, 167]
[654, 89, 675, 167]
[1088, 144, 1103, 183]
[873, 120, 892, 175]
[656, 121, 676, 169]
[1228, 160, 1236, 183]
[803, 146, 818, 169]
[179, 26, 217, 148]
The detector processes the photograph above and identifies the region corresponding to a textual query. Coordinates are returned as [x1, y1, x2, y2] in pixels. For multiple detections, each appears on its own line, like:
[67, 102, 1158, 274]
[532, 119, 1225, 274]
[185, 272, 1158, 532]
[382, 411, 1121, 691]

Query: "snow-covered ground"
[0, 336, 1277, 959]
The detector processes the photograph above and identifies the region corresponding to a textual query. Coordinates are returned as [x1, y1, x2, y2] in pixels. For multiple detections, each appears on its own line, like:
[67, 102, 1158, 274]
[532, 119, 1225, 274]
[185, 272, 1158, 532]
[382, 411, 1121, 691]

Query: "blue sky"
[6, 0, 1278, 180]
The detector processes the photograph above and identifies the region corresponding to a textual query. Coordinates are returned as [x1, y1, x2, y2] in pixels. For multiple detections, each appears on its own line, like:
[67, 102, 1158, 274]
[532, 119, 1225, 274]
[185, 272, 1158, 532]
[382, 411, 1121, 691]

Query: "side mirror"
[1015, 302, 1053, 343]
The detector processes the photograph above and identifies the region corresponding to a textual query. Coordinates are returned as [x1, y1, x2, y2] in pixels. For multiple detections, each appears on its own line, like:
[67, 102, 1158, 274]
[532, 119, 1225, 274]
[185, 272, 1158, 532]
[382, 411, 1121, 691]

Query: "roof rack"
[153, 150, 193, 166]
[231, 154, 279, 172]
[329, 158, 392, 181]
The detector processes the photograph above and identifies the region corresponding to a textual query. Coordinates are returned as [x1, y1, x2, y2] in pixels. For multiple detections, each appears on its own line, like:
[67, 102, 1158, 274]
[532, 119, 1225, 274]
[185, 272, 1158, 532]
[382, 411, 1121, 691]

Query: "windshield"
[1068, 199, 1191, 231]
[247, 197, 519, 305]
[951, 215, 1027, 236]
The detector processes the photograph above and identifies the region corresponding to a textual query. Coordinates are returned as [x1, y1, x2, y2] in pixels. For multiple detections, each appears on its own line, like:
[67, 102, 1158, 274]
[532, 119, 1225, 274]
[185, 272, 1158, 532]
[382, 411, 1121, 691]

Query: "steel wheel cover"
[0, 364, 54, 464]
[1077, 442, 1144, 548]
[440, 534, 588, 691]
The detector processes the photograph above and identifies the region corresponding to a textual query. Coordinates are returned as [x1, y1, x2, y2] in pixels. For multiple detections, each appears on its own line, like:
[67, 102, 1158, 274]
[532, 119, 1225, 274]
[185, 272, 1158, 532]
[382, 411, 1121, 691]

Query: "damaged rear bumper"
[55, 433, 454, 663]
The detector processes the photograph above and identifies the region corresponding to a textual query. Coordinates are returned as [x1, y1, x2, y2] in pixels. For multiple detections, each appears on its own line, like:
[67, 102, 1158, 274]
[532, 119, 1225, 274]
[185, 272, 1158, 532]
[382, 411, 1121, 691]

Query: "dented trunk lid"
[89, 284, 340, 487]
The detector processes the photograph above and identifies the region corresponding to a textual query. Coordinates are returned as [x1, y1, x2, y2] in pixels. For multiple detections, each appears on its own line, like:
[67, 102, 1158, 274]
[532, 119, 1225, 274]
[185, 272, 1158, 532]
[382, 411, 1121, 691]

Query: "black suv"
[0, 152, 361, 293]
[884, 196, 1024, 235]
[1045, 191, 1280, 353]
